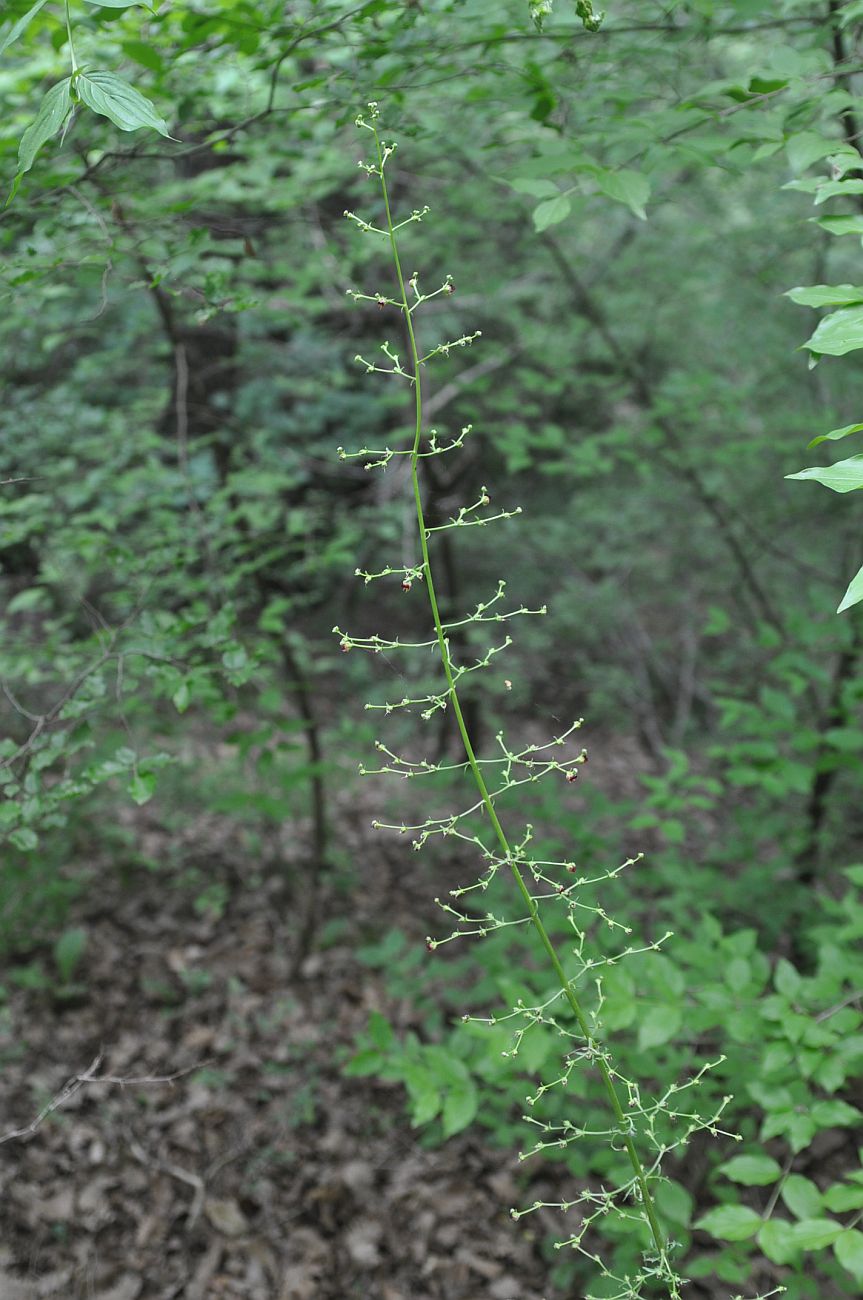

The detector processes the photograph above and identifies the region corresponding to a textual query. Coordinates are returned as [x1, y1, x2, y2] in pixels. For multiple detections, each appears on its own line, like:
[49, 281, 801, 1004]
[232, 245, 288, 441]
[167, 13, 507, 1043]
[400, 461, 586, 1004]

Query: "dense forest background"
[2, 1, 863, 1297]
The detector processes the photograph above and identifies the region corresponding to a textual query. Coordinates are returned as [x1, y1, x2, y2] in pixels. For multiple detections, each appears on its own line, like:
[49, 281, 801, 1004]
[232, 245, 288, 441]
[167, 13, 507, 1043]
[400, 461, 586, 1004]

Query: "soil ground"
[0, 796, 564, 1300]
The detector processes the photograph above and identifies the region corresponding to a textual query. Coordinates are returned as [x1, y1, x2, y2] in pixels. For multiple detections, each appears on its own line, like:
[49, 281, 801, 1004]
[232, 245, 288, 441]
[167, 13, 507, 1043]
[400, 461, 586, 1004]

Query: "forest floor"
[0, 786, 573, 1300]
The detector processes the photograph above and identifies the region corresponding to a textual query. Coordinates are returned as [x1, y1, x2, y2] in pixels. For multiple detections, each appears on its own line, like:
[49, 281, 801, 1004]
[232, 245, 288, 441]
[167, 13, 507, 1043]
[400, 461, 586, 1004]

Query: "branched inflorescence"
[336, 105, 783, 1300]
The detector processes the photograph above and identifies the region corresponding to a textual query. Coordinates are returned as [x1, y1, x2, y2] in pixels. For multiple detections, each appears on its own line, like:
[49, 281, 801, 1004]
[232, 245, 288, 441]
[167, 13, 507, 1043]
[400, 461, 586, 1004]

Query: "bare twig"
[424, 349, 516, 419]
[0, 1056, 205, 1145]
[816, 987, 863, 1022]
[127, 1132, 207, 1229]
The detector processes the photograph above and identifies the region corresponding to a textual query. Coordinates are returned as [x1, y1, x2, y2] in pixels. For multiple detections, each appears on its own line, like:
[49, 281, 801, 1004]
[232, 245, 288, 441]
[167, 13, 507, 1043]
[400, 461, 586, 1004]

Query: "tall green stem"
[64, 0, 78, 74]
[373, 125, 678, 1296]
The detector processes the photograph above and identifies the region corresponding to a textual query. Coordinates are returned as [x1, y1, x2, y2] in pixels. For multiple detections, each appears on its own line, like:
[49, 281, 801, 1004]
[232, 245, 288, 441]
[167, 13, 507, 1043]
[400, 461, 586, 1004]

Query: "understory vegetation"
[2, 2, 863, 1297]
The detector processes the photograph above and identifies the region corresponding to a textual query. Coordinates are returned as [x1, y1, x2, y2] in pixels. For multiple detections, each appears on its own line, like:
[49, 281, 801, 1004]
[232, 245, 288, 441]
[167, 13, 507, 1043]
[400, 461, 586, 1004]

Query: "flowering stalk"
[338, 103, 699, 1299]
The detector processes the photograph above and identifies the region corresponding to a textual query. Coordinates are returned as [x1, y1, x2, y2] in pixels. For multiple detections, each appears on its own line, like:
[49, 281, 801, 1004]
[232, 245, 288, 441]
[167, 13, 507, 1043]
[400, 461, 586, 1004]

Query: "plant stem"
[373, 126, 678, 1296]
[65, 0, 78, 74]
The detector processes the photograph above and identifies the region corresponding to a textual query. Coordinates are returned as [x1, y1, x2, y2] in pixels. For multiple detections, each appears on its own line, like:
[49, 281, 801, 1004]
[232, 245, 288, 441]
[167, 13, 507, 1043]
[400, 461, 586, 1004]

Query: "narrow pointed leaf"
[17, 78, 73, 176]
[786, 455, 863, 493]
[814, 179, 863, 204]
[76, 70, 171, 136]
[838, 562, 863, 614]
[0, 0, 49, 58]
[816, 214, 863, 237]
[786, 285, 863, 308]
[807, 422, 863, 449]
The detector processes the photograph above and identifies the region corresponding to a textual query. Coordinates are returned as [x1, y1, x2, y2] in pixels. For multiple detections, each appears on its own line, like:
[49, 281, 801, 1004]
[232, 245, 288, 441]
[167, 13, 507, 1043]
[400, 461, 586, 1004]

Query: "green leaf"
[726, 956, 751, 993]
[758, 1218, 800, 1265]
[814, 180, 863, 204]
[7, 587, 48, 612]
[408, 1080, 441, 1126]
[788, 1113, 817, 1154]
[637, 1003, 681, 1049]
[811, 1099, 861, 1128]
[782, 1174, 823, 1220]
[75, 71, 171, 137]
[748, 76, 787, 94]
[841, 0, 863, 26]
[792, 1218, 843, 1250]
[785, 132, 841, 174]
[17, 78, 73, 176]
[83, 0, 150, 6]
[807, 422, 863, 449]
[172, 681, 191, 713]
[54, 927, 87, 983]
[0, 0, 49, 57]
[786, 285, 863, 309]
[367, 1010, 394, 1051]
[594, 167, 650, 219]
[654, 1179, 693, 1227]
[442, 1078, 478, 1137]
[805, 307, 863, 357]
[533, 193, 571, 231]
[509, 178, 560, 198]
[344, 1047, 383, 1076]
[122, 39, 165, 73]
[817, 214, 863, 237]
[601, 966, 637, 1030]
[0, 803, 18, 828]
[774, 957, 801, 998]
[719, 1154, 783, 1186]
[824, 1183, 863, 1212]
[838, 563, 863, 614]
[835, 1228, 863, 1280]
[786, 455, 863, 493]
[128, 772, 156, 805]
[9, 827, 37, 851]
[222, 647, 248, 671]
[695, 1204, 762, 1242]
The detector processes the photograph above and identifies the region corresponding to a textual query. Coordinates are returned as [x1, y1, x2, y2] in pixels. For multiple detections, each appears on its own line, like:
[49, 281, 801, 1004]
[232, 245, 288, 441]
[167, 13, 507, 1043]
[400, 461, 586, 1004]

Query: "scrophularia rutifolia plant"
[335, 105, 785, 1300]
